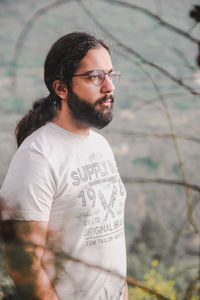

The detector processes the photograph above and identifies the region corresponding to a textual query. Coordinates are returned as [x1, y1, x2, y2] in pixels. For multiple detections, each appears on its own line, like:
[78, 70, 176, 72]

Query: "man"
[1, 32, 128, 300]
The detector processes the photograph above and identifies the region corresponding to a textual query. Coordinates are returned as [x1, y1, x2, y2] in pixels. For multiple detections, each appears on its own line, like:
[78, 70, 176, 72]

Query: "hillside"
[1, 0, 200, 298]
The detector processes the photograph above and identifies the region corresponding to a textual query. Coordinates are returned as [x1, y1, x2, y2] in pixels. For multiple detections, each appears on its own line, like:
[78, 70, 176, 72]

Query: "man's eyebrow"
[85, 68, 114, 74]
[83, 69, 95, 74]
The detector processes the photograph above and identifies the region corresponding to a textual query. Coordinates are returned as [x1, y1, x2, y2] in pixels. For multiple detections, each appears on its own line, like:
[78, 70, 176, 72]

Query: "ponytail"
[15, 32, 110, 147]
[15, 93, 61, 147]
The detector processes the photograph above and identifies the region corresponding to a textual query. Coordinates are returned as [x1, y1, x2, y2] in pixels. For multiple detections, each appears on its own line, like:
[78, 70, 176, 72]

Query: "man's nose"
[101, 75, 115, 94]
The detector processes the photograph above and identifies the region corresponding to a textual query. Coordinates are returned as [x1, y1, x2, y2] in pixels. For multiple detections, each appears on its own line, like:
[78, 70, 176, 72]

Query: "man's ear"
[52, 80, 68, 100]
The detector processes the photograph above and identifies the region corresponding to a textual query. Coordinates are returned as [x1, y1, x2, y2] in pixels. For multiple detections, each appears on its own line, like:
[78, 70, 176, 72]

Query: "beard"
[66, 89, 114, 129]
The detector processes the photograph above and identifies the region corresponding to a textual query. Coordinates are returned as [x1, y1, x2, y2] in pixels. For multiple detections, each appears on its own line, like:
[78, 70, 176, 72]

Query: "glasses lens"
[110, 71, 120, 86]
[90, 70, 121, 86]
[91, 71, 104, 86]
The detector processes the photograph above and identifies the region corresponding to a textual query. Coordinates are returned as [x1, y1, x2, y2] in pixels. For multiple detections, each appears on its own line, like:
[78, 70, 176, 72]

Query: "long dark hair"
[15, 32, 110, 147]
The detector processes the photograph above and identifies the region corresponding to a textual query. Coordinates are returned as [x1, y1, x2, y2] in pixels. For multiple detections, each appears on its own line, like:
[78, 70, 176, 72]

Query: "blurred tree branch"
[109, 129, 200, 145]
[10, 0, 73, 91]
[184, 274, 200, 300]
[78, 0, 200, 96]
[102, 0, 200, 45]
[78, 0, 200, 237]
[122, 176, 200, 193]
[11, 0, 200, 96]
[127, 276, 170, 300]
[6, 0, 200, 298]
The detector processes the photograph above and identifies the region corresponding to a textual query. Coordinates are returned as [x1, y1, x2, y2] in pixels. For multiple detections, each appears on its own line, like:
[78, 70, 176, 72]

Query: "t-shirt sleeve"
[0, 147, 56, 221]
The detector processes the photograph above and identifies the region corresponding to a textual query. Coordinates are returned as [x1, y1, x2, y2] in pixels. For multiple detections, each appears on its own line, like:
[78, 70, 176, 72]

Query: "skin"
[3, 46, 128, 300]
[52, 46, 115, 135]
[3, 220, 59, 300]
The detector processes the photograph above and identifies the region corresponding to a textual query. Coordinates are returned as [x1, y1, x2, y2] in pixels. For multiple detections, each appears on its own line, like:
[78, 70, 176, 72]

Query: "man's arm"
[2, 220, 59, 300]
[123, 281, 129, 300]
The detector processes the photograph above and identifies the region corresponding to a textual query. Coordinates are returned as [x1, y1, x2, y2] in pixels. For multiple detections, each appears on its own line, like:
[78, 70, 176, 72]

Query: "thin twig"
[140, 66, 200, 236]
[108, 129, 200, 145]
[184, 274, 200, 300]
[78, 0, 200, 96]
[127, 276, 170, 300]
[78, 0, 200, 236]
[10, 0, 72, 92]
[10, 0, 200, 97]
[174, 264, 199, 279]
[102, 0, 200, 44]
[116, 42, 200, 235]
[187, 21, 199, 34]
[122, 176, 200, 193]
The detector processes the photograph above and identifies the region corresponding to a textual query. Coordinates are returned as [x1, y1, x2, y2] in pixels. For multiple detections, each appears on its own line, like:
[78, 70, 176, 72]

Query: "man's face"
[67, 47, 115, 129]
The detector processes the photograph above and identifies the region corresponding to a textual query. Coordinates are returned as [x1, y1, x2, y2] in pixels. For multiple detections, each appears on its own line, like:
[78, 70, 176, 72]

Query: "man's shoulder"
[90, 130, 113, 154]
[15, 122, 67, 163]
[19, 122, 55, 151]
[20, 122, 73, 150]
[90, 129, 109, 144]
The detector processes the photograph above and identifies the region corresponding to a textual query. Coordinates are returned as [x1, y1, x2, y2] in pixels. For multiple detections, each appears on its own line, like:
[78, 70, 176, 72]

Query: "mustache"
[95, 94, 114, 106]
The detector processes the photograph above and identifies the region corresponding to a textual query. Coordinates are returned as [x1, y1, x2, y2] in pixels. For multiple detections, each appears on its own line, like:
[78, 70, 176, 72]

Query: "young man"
[1, 32, 128, 300]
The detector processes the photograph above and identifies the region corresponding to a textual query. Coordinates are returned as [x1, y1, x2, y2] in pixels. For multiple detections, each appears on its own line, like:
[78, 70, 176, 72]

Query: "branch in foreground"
[53, 244, 170, 299]
[10, 0, 72, 91]
[127, 276, 170, 300]
[108, 128, 200, 145]
[113, 37, 200, 235]
[183, 274, 200, 300]
[122, 176, 200, 193]
[1, 219, 169, 300]
[10, 0, 200, 97]
[78, 0, 200, 96]
[103, 0, 200, 44]
[110, 39, 200, 236]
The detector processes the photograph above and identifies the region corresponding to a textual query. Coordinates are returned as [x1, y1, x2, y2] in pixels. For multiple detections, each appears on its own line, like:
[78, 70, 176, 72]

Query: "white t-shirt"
[1, 122, 127, 300]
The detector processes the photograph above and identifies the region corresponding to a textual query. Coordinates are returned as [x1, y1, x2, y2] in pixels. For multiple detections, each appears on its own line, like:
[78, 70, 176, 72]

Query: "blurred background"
[0, 0, 200, 298]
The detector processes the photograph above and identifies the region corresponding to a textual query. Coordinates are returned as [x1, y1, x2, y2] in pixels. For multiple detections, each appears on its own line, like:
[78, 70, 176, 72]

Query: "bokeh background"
[1, 0, 200, 298]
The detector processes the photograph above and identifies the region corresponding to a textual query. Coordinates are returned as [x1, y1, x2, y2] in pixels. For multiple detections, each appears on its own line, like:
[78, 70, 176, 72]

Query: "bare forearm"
[3, 221, 59, 299]
[123, 281, 128, 300]
[9, 267, 59, 300]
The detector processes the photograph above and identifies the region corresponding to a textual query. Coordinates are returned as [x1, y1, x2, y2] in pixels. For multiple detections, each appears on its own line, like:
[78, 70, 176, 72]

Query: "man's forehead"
[77, 47, 113, 73]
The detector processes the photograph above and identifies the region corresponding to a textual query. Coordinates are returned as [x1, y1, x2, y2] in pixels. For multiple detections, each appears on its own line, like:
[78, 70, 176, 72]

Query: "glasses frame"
[72, 69, 121, 86]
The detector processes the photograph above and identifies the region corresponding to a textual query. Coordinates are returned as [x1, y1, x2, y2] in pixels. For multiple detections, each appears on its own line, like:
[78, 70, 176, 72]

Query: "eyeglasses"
[72, 70, 121, 86]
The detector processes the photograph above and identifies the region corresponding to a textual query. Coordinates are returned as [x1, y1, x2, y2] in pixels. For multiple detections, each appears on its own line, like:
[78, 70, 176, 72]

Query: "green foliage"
[132, 157, 160, 170]
[128, 215, 170, 282]
[172, 164, 181, 177]
[129, 261, 178, 299]
[127, 215, 199, 298]
[12, 97, 26, 113]
[125, 221, 135, 234]
[146, 198, 155, 208]
[172, 163, 182, 182]
[1, 1, 200, 298]
[0, 239, 19, 299]
[175, 186, 183, 194]
[174, 102, 190, 110]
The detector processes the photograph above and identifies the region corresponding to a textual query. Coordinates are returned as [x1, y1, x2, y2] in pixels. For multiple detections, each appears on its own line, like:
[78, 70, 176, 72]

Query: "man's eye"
[91, 74, 99, 79]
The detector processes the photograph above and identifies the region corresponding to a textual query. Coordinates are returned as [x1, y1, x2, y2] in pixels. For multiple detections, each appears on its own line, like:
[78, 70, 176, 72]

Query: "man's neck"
[52, 114, 90, 136]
